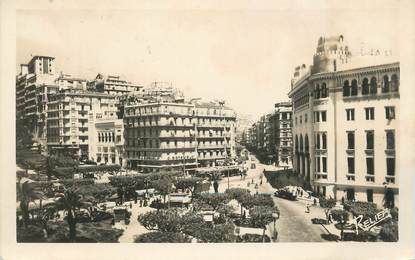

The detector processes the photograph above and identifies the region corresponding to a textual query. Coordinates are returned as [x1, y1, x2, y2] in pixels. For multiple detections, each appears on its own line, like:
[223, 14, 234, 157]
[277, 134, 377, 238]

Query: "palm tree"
[17, 177, 44, 228]
[55, 188, 92, 242]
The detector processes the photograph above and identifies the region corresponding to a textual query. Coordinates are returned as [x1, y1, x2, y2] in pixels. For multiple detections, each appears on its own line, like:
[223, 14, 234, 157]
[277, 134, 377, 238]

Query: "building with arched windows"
[288, 35, 399, 206]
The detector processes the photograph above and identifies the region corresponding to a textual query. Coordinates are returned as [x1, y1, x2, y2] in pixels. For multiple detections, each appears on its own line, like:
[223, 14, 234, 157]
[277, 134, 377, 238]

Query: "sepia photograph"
[1, 0, 415, 259]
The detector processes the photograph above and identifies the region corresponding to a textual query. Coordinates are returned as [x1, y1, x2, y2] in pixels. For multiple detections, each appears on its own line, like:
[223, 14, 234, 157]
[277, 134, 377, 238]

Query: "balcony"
[365, 175, 375, 182]
[365, 149, 374, 155]
[346, 174, 355, 181]
[385, 149, 395, 156]
[385, 176, 395, 184]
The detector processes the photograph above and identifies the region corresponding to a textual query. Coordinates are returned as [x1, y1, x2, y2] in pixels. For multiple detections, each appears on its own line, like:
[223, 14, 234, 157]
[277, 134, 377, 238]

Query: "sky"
[16, 6, 399, 120]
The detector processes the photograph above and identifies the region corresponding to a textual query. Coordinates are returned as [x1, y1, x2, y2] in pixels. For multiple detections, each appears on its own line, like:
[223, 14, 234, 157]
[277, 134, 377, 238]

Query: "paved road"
[221, 155, 328, 242]
[272, 197, 326, 242]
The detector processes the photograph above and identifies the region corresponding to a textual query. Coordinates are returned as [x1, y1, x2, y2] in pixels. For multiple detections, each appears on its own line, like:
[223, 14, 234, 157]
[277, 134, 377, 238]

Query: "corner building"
[288, 35, 399, 206]
[123, 101, 236, 173]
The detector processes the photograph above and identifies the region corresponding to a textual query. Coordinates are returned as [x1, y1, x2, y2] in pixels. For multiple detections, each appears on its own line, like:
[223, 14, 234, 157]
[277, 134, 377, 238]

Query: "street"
[216, 156, 328, 242]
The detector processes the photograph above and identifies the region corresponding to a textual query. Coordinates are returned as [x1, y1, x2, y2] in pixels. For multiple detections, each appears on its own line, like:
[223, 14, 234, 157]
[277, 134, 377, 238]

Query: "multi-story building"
[123, 100, 236, 173]
[46, 89, 118, 159]
[273, 102, 293, 167]
[16, 56, 58, 146]
[88, 118, 124, 166]
[55, 73, 88, 91]
[288, 35, 399, 206]
[89, 73, 143, 96]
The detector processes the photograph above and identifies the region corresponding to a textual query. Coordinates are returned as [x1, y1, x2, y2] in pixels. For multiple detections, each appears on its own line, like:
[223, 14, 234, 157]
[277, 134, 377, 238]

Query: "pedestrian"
[243, 210, 246, 219]
[111, 217, 115, 225]
[305, 204, 310, 213]
[139, 199, 142, 207]
[313, 198, 317, 206]
[129, 202, 132, 209]
[328, 212, 333, 224]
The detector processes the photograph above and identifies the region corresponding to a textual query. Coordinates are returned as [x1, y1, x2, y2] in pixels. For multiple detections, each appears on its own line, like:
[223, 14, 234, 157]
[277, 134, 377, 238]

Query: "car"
[274, 188, 297, 201]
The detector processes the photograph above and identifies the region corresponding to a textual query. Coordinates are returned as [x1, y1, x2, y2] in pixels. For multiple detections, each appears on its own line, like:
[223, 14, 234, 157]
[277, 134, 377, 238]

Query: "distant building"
[88, 73, 144, 96]
[272, 102, 293, 167]
[288, 35, 399, 206]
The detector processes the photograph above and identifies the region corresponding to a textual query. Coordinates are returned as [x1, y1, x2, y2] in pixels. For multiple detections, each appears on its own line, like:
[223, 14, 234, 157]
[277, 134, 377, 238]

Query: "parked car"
[274, 188, 297, 201]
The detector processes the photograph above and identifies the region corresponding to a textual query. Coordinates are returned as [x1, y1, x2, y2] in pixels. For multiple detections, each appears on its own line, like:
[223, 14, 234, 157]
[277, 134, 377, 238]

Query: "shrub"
[343, 201, 379, 219]
[134, 232, 191, 243]
[379, 223, 398, 242]
[17, 225, 47, 242]
[321, 233, 339, 241]
[343, 231, 378, 242]
[240, 233, 271, 243]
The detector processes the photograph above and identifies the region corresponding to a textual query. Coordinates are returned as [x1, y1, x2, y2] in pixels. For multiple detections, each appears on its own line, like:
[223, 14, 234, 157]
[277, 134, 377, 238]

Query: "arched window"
[321, 83, 328, 98]
[351, 79, 358, 96]
[343, 80, 350, 97]
[391, 74, 399, 92]
[382, 75, 390, 93]
[370, 77, 378, 94]
[299, 135, 304, 153]
[362, 78, 369, 95]
[315, 84, 321, 99]
[305, 135, 309, 152]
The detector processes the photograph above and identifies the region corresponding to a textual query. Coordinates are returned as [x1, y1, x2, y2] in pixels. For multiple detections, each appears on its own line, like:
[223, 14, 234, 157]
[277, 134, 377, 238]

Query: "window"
[391, 74, 399, 92]
[367, 190, 373, 203]
[315, 133, 320, 149]
[347, 157, 355, 174]
[386, 158, 395, 176]
[366, 157, 374, 175]
[316, 157, 321, 172]
[343, 80, 350, 96]
[370, 77, 378, 94]
[365, 107, 375, 120]
[385, 106, 395, 120]
[322, 157, 327, 173]
[314, 112, 320, 123]
[305, 114, 308, 123]
[322, 133, 327, 149]
[300, 116, 302, 124]
[386, 131, 395, 149]
[346, 109, 355, 121]
[347, 132, 355, 149]
[382, 75, 390, 93]
[315, 84, 321, 99]
[321, 83, 328, 98]
[362, 78, 369, 95]
[351, 79, 358, 96]
[366, 131, 374, 150]
[321, 111, 327, 122]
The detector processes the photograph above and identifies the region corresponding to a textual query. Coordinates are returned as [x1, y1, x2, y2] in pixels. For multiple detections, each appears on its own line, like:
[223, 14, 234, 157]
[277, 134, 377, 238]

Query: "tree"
[54, 188, 92, 242]
[225, 188, 250, 215]
[383, 188, 395, 209]
[151, 177, 174, 206]
[331, 209, 349, 240]
[250, 206, 275, 242]
[175, 177, 203, 201]
[195, 221, 237, 243]
[196, 193, 230, 211]
[134, 232, 190, 243]
[319, 197, 336, 223]
[17, 177, 44, 228]
[138, 209, 182, 233]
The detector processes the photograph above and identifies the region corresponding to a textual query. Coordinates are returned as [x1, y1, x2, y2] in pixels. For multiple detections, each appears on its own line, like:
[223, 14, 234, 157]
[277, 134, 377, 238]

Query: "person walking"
[305, 204, 310, 213]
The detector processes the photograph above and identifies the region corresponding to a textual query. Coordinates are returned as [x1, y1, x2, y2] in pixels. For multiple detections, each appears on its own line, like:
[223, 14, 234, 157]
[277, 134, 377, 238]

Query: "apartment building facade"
[123, 100, 236, 173]
[274, 102, 293, 167]
[89, 74, 144, 96]
[288, 35, 399, 206]
[46, 90, 118, 159]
